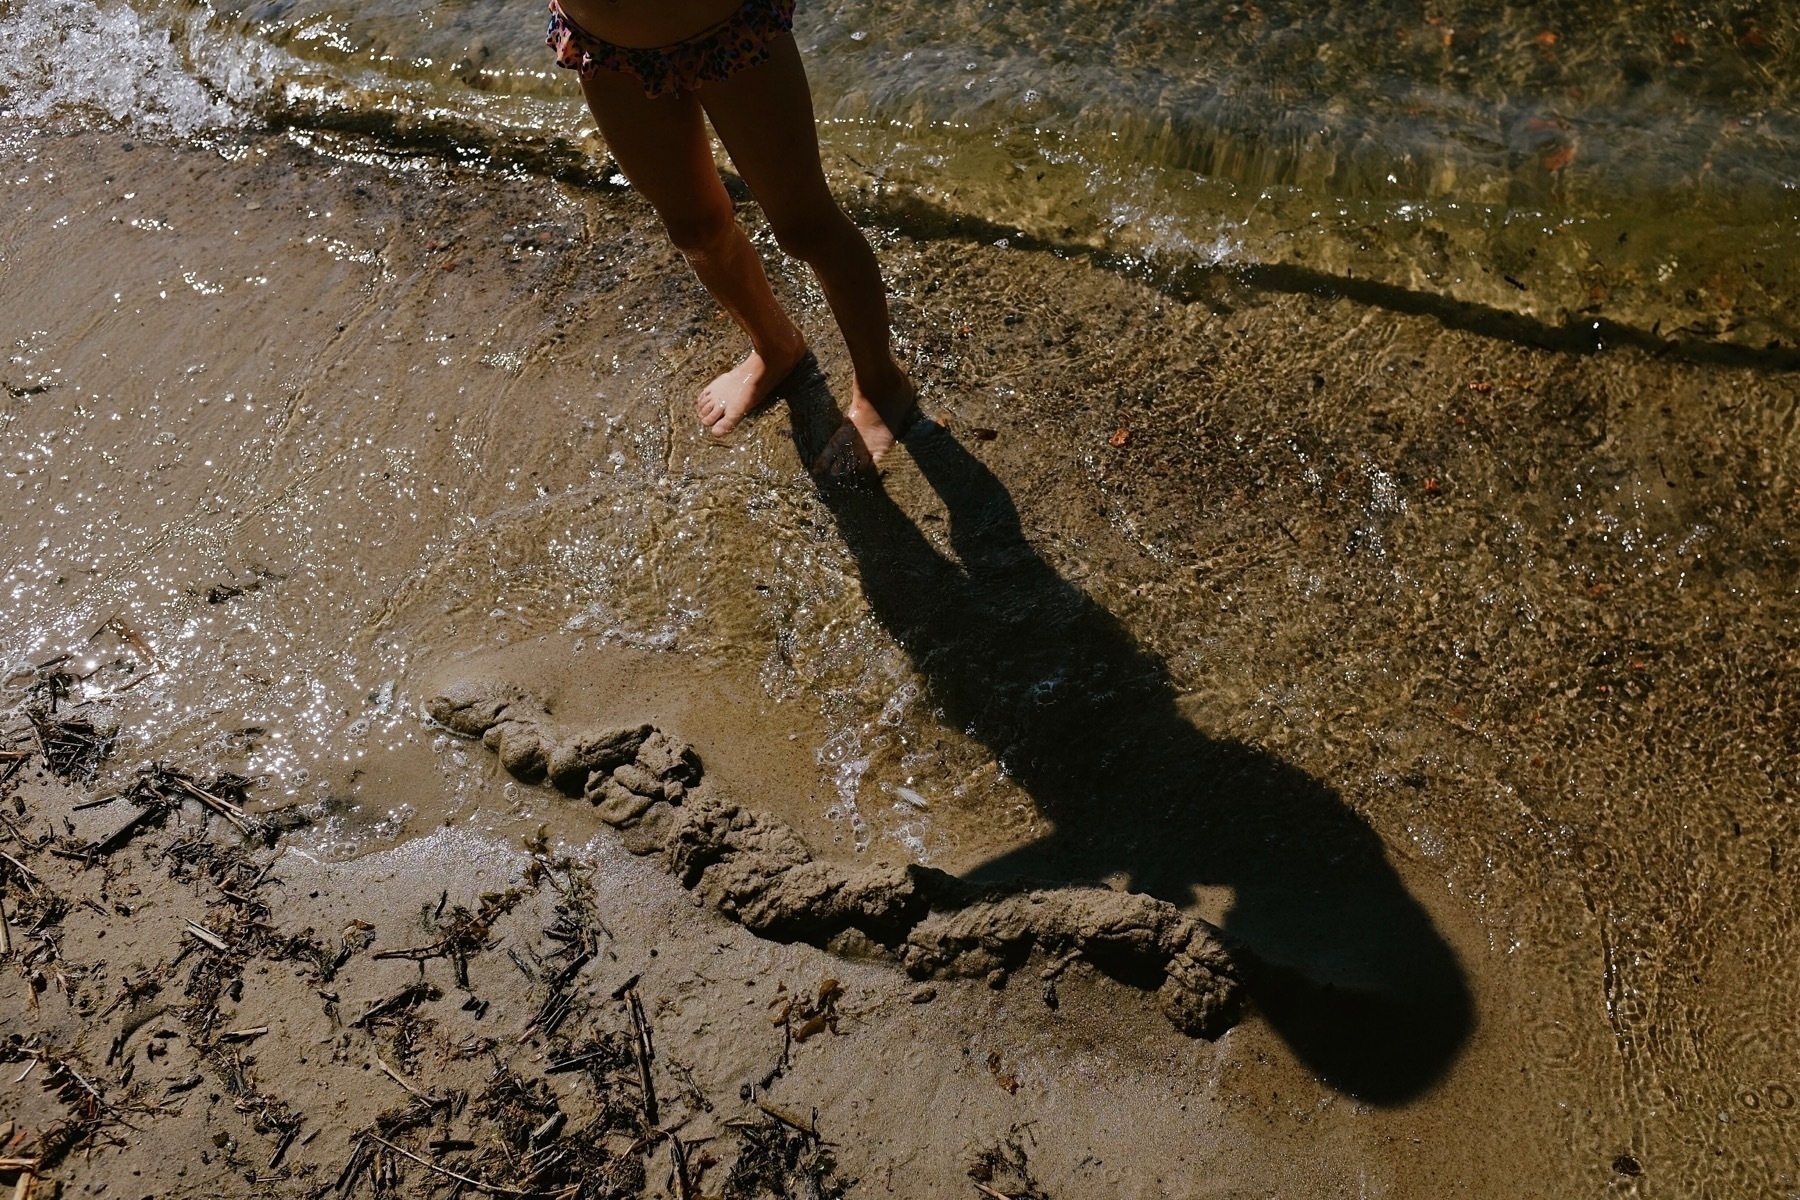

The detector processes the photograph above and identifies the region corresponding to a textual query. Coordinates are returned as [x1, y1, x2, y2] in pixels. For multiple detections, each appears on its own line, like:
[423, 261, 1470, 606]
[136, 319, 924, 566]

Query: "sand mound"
[426, 677, 1243, 1038]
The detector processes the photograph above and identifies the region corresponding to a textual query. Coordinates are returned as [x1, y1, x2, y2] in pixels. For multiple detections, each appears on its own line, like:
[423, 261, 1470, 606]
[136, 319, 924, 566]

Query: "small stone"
[908, 985, 937, 1004]
[986, 969, 1008, 990]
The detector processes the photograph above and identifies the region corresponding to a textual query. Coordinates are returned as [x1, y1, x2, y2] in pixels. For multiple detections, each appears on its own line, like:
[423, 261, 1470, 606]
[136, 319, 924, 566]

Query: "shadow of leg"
[788, 386, 1474, 1103]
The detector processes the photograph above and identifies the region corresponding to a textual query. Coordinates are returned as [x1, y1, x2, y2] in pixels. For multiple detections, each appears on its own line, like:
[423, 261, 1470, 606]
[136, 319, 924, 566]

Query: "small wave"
[5, 0, 1793, 356]
[0, 0, 291, 135]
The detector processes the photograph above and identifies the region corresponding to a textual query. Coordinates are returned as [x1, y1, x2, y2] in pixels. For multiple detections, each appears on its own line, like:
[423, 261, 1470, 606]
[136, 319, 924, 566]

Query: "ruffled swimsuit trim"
[546, 0, 797, 98]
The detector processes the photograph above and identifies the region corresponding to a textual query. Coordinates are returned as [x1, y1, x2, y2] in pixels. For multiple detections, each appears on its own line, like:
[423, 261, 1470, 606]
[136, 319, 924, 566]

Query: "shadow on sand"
[785, 373, 1472, 1105]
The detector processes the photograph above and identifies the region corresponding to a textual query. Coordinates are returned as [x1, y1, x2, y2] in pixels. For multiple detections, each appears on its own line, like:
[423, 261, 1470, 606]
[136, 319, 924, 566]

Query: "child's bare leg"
[580, 70, 807, 435]
[701, 38, 919, 469]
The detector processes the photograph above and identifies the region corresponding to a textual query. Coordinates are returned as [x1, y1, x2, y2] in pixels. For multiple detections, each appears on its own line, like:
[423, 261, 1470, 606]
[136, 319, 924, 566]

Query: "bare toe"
[695, 338, 807, 438]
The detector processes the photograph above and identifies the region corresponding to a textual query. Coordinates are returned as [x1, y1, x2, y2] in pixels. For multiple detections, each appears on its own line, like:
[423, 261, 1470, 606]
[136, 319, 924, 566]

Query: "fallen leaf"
[1108, 428, 1130, 447]
[985, 1051, 1020, 1094]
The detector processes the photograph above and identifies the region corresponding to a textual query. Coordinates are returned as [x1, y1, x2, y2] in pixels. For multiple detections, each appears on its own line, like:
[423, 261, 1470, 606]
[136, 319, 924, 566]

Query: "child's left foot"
[697, 336, 808, 437]
[814, 377, 922, 475]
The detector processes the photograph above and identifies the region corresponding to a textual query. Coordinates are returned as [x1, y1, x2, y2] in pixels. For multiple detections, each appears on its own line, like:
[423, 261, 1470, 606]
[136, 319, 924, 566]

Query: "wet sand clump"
[426, 677, 1242, 1038]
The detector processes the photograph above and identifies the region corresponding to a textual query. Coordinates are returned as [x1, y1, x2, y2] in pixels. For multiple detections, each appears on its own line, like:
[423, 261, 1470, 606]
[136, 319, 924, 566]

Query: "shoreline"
[3, 122, 1798, 1195]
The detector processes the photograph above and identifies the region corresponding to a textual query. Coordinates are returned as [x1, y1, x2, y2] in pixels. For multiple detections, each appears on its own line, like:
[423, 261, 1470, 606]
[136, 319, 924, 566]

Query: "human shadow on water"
[787, 380, 1472, 1105]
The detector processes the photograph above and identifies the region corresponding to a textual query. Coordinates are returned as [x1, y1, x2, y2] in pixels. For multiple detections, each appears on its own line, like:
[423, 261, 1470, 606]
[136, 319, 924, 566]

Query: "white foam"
[0, 0, 288, 137]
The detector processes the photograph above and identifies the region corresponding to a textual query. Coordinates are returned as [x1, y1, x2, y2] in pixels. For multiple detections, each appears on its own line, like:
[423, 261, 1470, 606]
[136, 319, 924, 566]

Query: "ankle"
[754, 325, 808, 366]
[855, 359, 912, 405]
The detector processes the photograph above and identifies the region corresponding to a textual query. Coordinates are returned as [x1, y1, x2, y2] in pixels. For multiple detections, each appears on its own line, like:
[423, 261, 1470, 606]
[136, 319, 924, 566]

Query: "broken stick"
[359, 1132, 537, 1197]
[628, 988, 659, 1126]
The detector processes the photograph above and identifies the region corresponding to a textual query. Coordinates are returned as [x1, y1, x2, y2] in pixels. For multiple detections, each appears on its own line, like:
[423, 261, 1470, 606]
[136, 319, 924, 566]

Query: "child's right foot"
[696, 335, 808, 437]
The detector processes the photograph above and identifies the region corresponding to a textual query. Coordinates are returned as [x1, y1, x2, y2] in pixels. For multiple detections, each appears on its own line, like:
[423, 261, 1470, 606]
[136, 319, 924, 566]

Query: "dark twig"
[360, 1131, 540, 1197]
[628, 989, 658, 1127]
[671, 1134, 694, 1200]
[351, 983, 440, 1029]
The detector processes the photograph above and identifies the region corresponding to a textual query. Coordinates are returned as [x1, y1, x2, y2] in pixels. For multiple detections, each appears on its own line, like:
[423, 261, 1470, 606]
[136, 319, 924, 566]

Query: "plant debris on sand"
[0, 693, 857, 1199]
[967, 1130, 1049, 1200]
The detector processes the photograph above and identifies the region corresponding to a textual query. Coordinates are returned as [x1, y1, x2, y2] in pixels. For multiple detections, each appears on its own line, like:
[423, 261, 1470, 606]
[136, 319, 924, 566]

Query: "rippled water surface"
[3, 0, 1799, 346]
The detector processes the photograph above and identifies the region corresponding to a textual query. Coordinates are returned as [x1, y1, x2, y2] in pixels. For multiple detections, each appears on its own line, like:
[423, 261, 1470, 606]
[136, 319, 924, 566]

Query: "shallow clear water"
[3, 0, 1797, 348]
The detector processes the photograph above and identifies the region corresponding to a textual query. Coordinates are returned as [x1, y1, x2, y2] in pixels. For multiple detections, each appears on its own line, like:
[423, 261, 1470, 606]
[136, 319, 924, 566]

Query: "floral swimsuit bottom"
[546, 0, 797, 98]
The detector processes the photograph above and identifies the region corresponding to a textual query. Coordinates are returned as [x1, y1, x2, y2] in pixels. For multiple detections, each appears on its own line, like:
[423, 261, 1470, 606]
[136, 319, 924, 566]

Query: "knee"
[767, 203, 850, 264]
[661, 200, 739, 263]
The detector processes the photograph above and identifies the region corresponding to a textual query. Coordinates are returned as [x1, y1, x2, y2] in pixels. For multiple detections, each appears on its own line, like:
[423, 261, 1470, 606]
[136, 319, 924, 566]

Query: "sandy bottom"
[2, 124, 1798, 1197]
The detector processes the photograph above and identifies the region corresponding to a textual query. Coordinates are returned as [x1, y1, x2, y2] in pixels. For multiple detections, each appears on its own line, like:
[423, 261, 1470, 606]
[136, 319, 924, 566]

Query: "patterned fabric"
[546, 0, 797, 98]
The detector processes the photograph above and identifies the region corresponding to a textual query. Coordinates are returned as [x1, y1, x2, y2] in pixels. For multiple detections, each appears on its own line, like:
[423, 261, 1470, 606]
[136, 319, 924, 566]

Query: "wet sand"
[2, 125, 1798, 1196]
